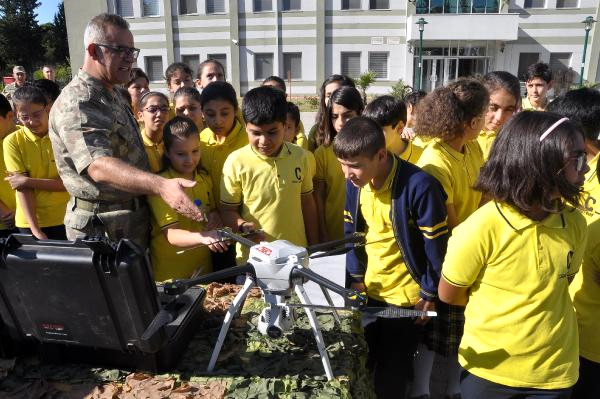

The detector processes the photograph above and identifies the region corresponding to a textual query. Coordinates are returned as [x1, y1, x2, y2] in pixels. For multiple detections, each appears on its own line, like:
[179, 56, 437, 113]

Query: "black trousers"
[364, 298, 420, 399]
[572, 356, 600, 399]
[460, 368, 572, 399]
[19, 225, 67, 240]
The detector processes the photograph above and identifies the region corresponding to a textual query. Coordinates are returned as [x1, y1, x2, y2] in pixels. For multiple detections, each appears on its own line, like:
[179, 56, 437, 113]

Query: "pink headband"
[539, 117, 569, 142]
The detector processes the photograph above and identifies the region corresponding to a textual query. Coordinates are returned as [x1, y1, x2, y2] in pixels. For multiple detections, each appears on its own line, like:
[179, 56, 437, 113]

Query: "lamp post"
[579, 16, 596, 86]
[415, 17, 428, 91]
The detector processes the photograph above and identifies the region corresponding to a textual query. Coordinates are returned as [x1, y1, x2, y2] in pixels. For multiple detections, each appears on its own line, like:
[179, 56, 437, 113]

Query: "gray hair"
[83, 13, 129, 49]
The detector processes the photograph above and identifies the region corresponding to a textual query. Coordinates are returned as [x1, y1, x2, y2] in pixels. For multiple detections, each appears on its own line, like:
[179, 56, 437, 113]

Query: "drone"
[145, 228, 436, 380]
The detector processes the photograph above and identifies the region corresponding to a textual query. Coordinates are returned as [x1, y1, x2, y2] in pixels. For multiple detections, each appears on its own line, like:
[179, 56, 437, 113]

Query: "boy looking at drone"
[220, 86, 318, 263]
[334, 117, 448, 399]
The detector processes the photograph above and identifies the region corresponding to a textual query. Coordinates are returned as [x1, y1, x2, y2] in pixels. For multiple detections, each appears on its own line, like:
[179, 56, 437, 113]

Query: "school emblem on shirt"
[293, 167, 302, 182]
[559, 250, 574, 279]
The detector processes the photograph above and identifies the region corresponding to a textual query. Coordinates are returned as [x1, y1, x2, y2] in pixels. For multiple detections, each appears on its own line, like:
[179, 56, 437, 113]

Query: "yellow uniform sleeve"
[305, 150, 316, 181]
[301, 151, 313, 195]
[313, 145, 327, 182]
[3, 133, 26, 174]
[566, 212, 588, 278]
[148, 194, 179, 229]
[441, 215, 487, 287]
[420, 162, 454, 205]
[220, 152, 242, 206]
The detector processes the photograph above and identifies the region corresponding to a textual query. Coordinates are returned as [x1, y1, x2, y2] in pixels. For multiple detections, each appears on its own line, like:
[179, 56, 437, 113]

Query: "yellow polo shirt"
[361, 156, 420, 306]
[477, 130, 496, 160]
[221, 142, 313, 262]
[314, 144, 345, 241]
[581, 152, 599, 222]
[521, 97, 546, 111]
[141, 129, 164, 173]
[200, 120, 248, 204]
[443, 201, 587, 389]
[148, 168, 214, 281]
[295, 129, 308, 150]
[0, 135, 16, 230]
[3, 126, 69, 228]
[417, 139, 483, 225]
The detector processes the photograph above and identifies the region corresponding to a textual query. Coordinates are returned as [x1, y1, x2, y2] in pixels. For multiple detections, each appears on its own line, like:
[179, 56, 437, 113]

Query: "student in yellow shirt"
[126, 68, 149, 116]
[439, 112, 589, 397]
[411, 78, 488, 399]
[283, 101, 309, 150]
[307, 74, 356, 152]
[522, 62, 553, 111]
[3, 86, 69, 240]
[478, 71, 520, 159]
[335, 117, 449, 399]
[220, 86, 318, 262]
[173, 86, 204, 133]
[166, 62, 194, 119]
[362, 95, 422, 164]
[0, 95, 17, 237]
[401, 90, 426, 140]
[262, 76, 306, 148]
[147, 116, 227, 281]
[547, 88, 600, 222]
[195, 58, 225, 91]
[314, 86, 363, 242]
[138, 91, 169, 173]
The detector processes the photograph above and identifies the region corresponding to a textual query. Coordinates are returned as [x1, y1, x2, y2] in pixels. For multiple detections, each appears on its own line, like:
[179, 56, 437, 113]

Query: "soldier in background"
[49, 13, 203, 249]
[2, 66, 29, 103]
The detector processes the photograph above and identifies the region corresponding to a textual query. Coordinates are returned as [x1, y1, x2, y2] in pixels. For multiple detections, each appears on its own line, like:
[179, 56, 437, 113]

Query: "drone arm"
[306, 232, 365, 255]
[163, 263, 255, 295]
[290, 266, 367, 309]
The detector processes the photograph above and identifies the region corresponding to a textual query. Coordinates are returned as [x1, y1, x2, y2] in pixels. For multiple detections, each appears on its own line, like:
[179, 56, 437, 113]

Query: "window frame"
[341, 0, 362, 10]
[253, 0, 273, 12]
[523, 0, 546, 9]
[115, 0, 134, 18]
[145, 56, 164, 83]
[282, 0, 302, 11]
[341, 51, 361, 78]
[254, 53, 274, 81]
[179, 0, 198, 15]
[282, 52, 302, 80]
[206, 0, 227, 14]
[369, 0, 390, 10]
[142, 0, 161, 17]
[368, 51, 389, 80]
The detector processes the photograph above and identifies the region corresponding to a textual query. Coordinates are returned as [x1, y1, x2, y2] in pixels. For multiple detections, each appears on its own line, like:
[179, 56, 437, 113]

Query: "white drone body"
[249, 240, 308, 293]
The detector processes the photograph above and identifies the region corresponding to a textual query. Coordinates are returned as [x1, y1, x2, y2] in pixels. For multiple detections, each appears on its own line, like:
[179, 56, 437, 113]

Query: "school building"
[64, 0, 600, 95]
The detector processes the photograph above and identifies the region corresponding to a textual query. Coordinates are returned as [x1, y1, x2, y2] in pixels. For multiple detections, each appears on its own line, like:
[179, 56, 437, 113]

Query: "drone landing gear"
[206, 274, 336, 380]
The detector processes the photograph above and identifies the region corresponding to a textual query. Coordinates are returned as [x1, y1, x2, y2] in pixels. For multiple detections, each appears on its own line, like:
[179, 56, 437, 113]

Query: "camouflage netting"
[0, 283, 375, 398]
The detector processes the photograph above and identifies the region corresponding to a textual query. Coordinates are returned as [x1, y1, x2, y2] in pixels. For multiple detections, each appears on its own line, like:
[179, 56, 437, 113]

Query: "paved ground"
[300, 111, 317, 133]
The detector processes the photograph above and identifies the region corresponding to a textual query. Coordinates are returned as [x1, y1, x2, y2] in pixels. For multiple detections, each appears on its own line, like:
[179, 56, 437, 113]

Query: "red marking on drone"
[257, 246, 272, 256]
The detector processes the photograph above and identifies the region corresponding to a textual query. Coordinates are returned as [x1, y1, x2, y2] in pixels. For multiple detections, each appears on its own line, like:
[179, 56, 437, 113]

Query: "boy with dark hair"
[284, 101, 309, 149]
[220, 86, 318, 262]
[262, 75, 287, 94]
[334, 116, 448, 399]
[362, 95, 422, 164]
[522, 62, 553, 111]
[34, 79, 61, 106]
[0, 95, 16, 236]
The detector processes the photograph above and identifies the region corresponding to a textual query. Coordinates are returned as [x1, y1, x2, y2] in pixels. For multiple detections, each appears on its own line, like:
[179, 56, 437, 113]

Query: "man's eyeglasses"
[557, 152, 587, 175]
[144, 106, 169, 114]
[96, 43, 140, 60]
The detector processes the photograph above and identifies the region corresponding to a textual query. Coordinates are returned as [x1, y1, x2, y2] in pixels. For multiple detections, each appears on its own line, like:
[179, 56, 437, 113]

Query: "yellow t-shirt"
[0, 135, 16, 230]
[148, 168, 214, 281]
[580, 152, 599, 222]
[477, 130, 496, 161]
[3, 126, 69, 228]
[417, 139, 483, 225]
[221, 143, 313, 262]
[200, 120, 248, 204]
[443, 201, 587, 389]
[521, 96, 546, 111]
[314, 144, 345, 241]
[141, 129, 164, 173]
[361, 156, 420, 307]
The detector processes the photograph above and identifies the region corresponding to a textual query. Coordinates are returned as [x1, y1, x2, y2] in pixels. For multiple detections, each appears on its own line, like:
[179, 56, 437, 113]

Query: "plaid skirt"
[423, 300, 465, 357]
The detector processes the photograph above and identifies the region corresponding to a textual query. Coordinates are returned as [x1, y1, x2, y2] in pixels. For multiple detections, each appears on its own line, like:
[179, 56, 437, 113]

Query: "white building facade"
[64, 0, 600, 95]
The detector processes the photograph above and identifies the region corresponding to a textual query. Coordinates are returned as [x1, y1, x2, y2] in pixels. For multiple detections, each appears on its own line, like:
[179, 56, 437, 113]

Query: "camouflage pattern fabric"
[0, 284, 375, 398]
[48, 70, 151, 245]
[1, 82, 27, 102]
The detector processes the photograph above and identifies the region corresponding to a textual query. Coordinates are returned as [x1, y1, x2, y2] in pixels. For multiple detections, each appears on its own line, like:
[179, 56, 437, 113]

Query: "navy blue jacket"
[344, 155, 449, 300]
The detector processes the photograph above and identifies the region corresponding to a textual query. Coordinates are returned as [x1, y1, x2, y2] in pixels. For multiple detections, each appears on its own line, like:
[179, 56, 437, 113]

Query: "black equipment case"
[0, 234, 205, 371]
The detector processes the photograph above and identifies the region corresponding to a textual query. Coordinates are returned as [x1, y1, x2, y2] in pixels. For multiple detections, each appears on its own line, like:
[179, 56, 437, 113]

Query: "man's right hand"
[351, 282, 367, 293]
[159, 178, 204, 222]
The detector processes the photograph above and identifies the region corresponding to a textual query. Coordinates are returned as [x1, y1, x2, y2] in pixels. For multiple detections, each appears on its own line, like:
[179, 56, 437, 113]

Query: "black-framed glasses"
[96, 43, 140, 60]
[557, 152, 587, 175]
[144, 105, 169, 114]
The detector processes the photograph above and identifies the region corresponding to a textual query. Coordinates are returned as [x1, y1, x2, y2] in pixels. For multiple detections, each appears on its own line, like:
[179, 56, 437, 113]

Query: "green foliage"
[0, 0, 43, 74]
[292, 96, 319, 112]
[42, 2, 69, 65]
[572, 81, 600, 90]
[32, 63, 71, 85]
[389, 79, 413, 100]
[354, 71, 377, 104]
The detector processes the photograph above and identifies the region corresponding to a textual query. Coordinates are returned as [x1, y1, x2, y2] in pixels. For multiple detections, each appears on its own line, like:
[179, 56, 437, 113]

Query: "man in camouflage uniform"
[2, 66, 28, 103]
[49, 13, 202, 249]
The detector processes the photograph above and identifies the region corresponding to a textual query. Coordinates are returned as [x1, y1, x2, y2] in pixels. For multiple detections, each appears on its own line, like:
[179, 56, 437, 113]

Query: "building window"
[145, 56, 164, 82]
[341, 0, 361, 10]
[556, 0, 578, 7]
[254, 0, 273, 12]
[341, 52, 361, 78]
[179, 0, 197, 14]
[255, 53, 273, 80]
[282, 0, 301, 11]
[369, 52, 388, 80]
[116, 0, 134, 17]
[549, 52, 571, 72]
[282, 53, 302, 80]
[517, 52, 540, 80]
[369, 0, 389, 9]
[207, 0, 226, 13]
[143, 0, 160, 16]
[182, 55, 200, 75]
[417, 0, 499, 13]
[207, 53, 227, 77]
[524, 0, 545, 8]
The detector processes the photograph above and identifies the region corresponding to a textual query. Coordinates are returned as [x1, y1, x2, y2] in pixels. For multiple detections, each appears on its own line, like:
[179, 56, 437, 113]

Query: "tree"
[354, 71, 377, 104]
[0, 0, 43, 74]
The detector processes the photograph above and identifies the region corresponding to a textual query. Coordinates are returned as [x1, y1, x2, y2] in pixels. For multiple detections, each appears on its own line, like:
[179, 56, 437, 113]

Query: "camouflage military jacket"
[2, 82, 28, 101]
[49, 69, 150, 202]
